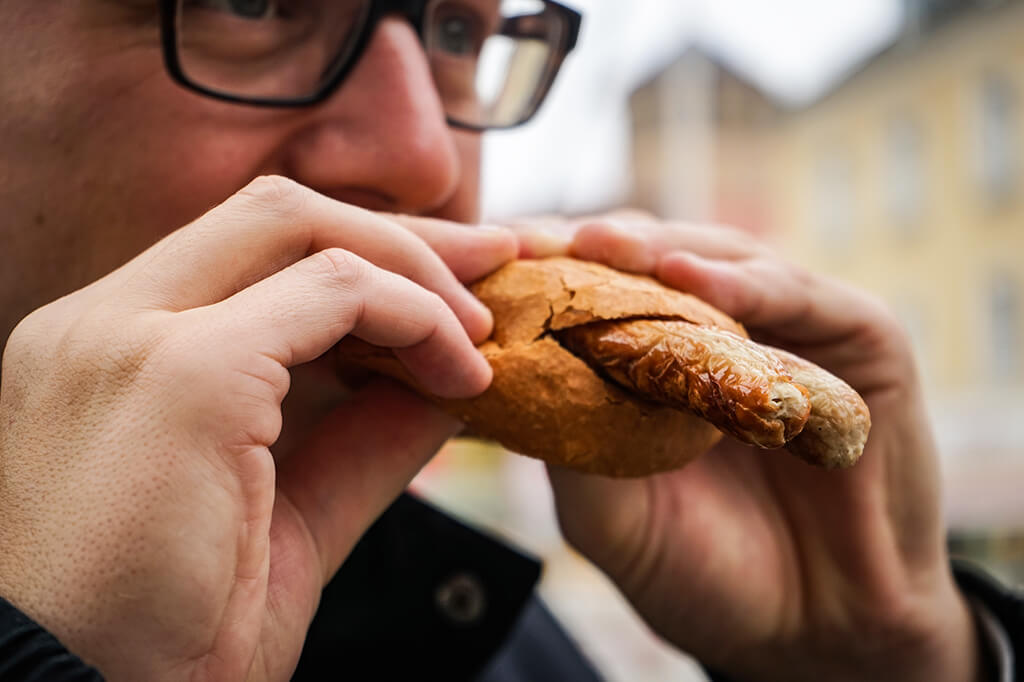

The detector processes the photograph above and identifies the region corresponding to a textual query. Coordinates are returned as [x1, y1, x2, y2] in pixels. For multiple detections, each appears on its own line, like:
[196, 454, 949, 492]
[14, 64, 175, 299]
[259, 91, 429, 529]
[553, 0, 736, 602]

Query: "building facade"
[629, 0, 1024, 536]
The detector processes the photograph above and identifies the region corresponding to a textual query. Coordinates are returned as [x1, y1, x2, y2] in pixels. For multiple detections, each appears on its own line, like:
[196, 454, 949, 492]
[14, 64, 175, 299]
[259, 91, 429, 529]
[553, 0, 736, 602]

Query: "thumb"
[546, 465, 650, 577]
[276, 378, 461, 585]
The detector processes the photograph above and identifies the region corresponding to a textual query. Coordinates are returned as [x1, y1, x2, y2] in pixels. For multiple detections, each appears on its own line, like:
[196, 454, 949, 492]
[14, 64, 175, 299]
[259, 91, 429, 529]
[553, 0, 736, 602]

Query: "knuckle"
[720, 223, 771, 254]
[217, 359, 290, 444]
[421, 290, 450, 322]
[311, 248, 370, 291]
[4, 306, 56, 360]
[57, 313, 158, 383]
[575, 217, 620, 237]
[609, 207, 657, 222]
[741, 255, 782, 284]
[434, 291, 456, 318]
[144, 326, 198, 376]
[7, 301, 169, 403]
[233, 174, 311, 214]
[1, 310, 55, 391]
[768, 255, 803, 280]
[4, 297, 114, 371]
[863, 296, 915, 354]
[864, 291, 900, 326]
[713, 222, 748, 240]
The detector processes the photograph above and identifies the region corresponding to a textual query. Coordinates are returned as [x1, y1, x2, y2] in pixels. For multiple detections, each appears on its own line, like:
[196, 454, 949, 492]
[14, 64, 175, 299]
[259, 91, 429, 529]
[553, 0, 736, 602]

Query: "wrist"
[837, 579, 985, 682]
[831, 581, 984, 682]
[717, 573, 987, 682]
[926, 589, 987, 682]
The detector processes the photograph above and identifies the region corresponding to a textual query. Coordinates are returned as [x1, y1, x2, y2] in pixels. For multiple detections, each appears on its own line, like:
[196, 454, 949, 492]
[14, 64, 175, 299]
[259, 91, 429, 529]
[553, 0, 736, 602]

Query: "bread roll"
[338, 258, 869, 476]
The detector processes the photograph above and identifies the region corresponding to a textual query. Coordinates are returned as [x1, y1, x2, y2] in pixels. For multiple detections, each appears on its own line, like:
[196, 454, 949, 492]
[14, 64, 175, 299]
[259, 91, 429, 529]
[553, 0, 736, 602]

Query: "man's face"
[0, 2, 482, 341]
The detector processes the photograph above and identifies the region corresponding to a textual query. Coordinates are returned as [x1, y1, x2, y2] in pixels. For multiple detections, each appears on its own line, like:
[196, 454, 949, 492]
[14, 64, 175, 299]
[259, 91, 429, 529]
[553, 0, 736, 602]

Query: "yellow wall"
[777, 3, 1024, 391]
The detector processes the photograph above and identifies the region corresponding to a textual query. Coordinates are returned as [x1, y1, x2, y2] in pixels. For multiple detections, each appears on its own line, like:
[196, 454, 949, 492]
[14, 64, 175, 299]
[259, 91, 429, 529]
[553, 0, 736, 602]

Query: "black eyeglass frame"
[158, 0, 582, 130]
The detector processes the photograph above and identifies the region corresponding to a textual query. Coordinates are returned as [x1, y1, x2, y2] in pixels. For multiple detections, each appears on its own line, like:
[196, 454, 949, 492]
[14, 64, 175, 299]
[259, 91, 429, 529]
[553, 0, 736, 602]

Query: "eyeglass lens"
[174, 0, 571, 127]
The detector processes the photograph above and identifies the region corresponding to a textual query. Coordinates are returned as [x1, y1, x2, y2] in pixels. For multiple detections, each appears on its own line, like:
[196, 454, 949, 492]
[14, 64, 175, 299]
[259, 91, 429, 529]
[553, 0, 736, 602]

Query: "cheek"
[64, 78, 275, 235]
[2, 8, 272, 231]
[19, 50, 288, 279]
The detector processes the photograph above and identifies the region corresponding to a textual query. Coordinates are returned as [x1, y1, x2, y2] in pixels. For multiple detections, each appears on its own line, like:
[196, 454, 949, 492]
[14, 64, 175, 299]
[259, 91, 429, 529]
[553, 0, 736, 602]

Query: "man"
[0, 1, 1018, 680]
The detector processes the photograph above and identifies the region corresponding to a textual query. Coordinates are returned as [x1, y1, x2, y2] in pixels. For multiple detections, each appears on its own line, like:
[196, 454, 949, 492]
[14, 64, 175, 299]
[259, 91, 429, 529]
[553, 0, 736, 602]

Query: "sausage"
[558, 319, 869, 468]
[558, 319, 812, 449]
[768, 347, 871, 469]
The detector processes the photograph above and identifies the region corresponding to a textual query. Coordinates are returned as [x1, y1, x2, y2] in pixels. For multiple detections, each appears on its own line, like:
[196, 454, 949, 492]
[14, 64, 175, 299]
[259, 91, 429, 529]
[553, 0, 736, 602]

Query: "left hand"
[0, 180, 517, 682]
[517, 215, 983, 682]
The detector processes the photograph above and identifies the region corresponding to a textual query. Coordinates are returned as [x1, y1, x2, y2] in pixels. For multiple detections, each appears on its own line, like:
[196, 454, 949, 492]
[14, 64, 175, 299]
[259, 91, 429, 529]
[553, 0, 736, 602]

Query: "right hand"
[0, 176, 517, 682]
[531, 215, 981, 682]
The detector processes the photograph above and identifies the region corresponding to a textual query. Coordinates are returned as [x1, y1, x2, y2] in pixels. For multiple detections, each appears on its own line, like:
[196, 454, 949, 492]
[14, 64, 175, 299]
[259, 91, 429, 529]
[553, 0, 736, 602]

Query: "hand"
[527, 216, 982, 682]
[0, 176, 517, 682]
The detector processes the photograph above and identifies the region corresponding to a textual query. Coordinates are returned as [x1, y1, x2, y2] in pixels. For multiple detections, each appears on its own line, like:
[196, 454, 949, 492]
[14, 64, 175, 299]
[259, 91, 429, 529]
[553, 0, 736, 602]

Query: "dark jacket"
[1, 494, 1020, 681]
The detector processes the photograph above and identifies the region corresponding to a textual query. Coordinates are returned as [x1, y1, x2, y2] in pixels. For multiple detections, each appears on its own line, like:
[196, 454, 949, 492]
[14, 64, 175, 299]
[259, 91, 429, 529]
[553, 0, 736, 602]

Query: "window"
[884, 116, 925, 231]
[974, 74, 1019, 203]
[990, 272, 1020, 383]
[813, 151, 855, 248]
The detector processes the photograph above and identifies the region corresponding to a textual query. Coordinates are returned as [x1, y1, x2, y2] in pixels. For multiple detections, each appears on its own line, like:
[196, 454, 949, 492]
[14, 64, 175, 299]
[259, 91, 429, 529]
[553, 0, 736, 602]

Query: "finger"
[503, 215, 575, 259]
[121, 176, 494, 343]
[569, 219, 658, 272]
[656, 251, 889, 345]
[380, 214, 519, 283]
[276, 379, 462, 584]
[202, 248, 491, 398]
[569, 218, 765, 273]
[545, 465, 652, 579]
[516, 229, 573, 259]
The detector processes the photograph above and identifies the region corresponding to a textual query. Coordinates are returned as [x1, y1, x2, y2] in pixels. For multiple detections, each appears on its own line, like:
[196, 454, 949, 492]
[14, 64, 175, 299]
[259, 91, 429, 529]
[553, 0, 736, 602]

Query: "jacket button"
[435, 571, 487, 625]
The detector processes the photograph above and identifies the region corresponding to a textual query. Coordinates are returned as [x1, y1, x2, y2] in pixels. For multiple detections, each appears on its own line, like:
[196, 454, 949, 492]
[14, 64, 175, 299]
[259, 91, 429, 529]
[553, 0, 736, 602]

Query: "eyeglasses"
[159, 0, 581, 130]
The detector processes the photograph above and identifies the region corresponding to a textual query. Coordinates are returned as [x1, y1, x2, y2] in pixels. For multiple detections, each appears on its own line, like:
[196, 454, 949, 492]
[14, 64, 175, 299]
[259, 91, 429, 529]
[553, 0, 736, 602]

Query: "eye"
[184, 0, 277, 20]
[227, 0, 272, 18]
[434, 11, 483, 56]
[225, 0, 270, 17]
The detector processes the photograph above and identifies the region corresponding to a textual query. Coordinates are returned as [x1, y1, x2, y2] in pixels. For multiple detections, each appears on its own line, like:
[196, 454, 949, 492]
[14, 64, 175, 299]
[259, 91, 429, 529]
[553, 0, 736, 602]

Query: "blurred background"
[415, 1, 1024, 679]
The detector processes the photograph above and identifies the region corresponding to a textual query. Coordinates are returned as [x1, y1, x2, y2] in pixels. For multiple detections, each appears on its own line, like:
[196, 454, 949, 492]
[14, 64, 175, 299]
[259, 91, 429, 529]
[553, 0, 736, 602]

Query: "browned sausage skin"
[558, 320, 812, 449]
[768, 347, 872, 469]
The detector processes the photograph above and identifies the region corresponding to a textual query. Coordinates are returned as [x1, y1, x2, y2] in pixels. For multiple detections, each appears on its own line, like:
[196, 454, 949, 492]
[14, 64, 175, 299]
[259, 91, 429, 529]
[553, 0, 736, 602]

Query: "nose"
[279, 18, 462, 214]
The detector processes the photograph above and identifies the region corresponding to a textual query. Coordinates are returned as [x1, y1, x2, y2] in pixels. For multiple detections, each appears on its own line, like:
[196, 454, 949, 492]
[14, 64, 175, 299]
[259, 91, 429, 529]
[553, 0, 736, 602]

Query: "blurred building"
[630, 46, 782, 235]
[777, 0, 1023, 393]
[629, 0, 1024, 577]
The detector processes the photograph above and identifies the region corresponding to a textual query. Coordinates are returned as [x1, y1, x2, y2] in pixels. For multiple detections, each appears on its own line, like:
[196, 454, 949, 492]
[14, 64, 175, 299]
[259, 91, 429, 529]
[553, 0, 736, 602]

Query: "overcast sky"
[480, 0, 904, 218]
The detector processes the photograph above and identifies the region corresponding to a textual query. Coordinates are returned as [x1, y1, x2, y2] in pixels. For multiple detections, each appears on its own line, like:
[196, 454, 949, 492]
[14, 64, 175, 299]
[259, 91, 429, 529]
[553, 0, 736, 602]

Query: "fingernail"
[519, 229, 572, 258]
[663, 250, 709, 266]
[572, 221, 655, 273]
[466, 296, 494, 344]
[475, 223, 511, 233]
[594, 219, 642, 242]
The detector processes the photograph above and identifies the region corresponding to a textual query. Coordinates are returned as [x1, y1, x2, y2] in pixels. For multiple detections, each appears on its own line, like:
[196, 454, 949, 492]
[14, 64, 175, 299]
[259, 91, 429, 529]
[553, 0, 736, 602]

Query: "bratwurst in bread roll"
[339, 257, 870, 477]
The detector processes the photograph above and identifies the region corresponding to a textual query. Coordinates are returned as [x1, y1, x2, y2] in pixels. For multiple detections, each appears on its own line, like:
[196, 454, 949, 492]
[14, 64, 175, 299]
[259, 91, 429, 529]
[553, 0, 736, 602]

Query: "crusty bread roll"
[338, 258, 869, 477]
